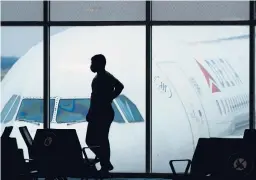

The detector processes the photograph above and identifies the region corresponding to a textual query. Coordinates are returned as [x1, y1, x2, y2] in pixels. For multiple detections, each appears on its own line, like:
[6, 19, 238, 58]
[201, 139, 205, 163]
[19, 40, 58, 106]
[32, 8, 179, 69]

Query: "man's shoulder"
[105, 71, 116, 79]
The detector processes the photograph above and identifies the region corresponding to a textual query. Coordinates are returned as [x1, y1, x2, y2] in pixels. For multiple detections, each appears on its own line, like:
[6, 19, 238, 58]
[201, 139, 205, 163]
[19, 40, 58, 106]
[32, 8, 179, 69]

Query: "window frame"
[1, 0, 255, 176]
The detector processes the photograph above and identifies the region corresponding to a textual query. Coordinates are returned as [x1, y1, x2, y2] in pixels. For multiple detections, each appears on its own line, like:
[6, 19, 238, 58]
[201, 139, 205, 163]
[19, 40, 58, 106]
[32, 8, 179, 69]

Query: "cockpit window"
[115, 95, 144, 123]
[1, 95, 21, 123]
[56, 99, 89, 123]
[56, 99, 125, 123]
[16, 99, 55, 123]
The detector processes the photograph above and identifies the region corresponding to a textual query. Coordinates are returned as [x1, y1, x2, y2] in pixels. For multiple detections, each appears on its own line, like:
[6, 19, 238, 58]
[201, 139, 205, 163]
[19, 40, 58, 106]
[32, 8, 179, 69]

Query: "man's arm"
[111, 76, 124, 100]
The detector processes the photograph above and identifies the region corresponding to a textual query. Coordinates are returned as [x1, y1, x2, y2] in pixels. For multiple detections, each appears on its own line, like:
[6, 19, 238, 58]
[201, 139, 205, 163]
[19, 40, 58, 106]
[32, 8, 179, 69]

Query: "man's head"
[90, 54, 106, 73]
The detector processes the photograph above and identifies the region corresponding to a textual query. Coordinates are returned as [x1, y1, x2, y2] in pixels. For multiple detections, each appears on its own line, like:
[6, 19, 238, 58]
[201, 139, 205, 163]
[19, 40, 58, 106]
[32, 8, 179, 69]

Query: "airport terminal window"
[50, 26, 146, 172]
[16, 99, 55, 123]
[56, 99, 125, 123]
[115, 95, 144, 123]
[1, 95, 21, 123]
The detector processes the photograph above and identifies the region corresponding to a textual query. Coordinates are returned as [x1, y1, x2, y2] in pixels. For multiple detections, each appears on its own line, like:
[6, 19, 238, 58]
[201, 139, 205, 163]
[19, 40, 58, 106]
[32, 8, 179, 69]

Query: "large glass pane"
[50, 26, 146, 172]
[152, 1, 249, 21]
[1, 1, 43, 21]
[50, 1, 145, 21]
[152, 26, 249, 173]
[1, 27, 43, 160]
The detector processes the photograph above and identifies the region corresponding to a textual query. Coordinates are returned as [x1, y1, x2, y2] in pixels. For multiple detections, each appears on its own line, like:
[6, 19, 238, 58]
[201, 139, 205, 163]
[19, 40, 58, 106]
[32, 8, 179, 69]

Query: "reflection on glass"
[152, 26, 249, 173]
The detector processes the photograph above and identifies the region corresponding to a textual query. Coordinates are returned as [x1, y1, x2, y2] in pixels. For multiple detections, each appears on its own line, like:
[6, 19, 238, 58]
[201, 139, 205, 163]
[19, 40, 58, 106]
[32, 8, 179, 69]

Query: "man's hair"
[91, 54, 106, 67]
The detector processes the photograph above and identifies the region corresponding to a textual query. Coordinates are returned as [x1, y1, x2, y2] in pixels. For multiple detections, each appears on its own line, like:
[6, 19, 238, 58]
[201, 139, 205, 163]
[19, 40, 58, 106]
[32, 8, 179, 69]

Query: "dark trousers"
[86, 117, 113, 168]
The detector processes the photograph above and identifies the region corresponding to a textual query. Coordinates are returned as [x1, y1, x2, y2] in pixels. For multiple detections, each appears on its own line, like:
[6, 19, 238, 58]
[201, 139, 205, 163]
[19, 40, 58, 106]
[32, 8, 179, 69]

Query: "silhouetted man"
[86, 54, 124, 172]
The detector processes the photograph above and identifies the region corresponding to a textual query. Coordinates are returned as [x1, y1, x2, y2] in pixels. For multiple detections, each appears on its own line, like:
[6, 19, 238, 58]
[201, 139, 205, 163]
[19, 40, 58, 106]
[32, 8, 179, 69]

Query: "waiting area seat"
[18, 126, 103, 180]
[169, 129, 256, 180]
[1, 126, 36, 180]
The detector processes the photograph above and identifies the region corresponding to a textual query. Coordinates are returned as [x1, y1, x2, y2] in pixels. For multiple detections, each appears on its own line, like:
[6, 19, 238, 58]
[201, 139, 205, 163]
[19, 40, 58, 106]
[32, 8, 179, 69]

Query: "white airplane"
[0, 26, 251, 173]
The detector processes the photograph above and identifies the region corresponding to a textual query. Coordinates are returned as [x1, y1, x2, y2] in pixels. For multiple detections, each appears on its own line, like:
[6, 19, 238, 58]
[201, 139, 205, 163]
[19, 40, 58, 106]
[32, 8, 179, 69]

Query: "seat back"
[32, 128, 85, 177]
[1, 126, 13, 139]
[191, 137, 255, 178]
[19, 126, 33, 150]
[1, 137, 26, 179]
[243, 129, 256, 142]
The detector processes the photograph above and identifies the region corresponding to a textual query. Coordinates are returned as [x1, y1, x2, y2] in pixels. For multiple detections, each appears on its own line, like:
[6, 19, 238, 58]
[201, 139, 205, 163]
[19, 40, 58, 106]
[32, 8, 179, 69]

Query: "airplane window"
[234, 97, 237, 110]
[236, 96, 240, 109]
[228, 98, 233, 112]
[56, 99, 125, 123]
[16, 99, 55, 123]
[232, 97, 235, 110]
[241, 95, 245, 108]
[115, 95, 144, 123]
[239, 96, 242, 108]
[216, 100, 222, 115]
[230, 98, 235, 111]
[220, 100, 226, 114]
[225, 99, 230, 112]
[1, 95, 21, 123]
[239, 95, 244, 108]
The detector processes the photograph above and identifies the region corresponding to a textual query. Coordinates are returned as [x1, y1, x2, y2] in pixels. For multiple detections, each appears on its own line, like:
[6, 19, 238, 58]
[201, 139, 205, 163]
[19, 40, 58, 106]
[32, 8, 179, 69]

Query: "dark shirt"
[87, 71, 119, 120]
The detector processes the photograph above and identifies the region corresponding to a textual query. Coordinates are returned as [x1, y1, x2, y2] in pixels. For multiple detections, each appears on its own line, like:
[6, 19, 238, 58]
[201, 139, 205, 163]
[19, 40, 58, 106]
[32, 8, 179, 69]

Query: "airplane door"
[157, 62, 210, 147]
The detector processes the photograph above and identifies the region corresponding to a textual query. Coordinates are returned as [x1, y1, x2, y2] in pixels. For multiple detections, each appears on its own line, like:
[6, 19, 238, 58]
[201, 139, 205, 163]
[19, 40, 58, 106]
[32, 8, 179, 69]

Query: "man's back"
[90, 71, 116, 112]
